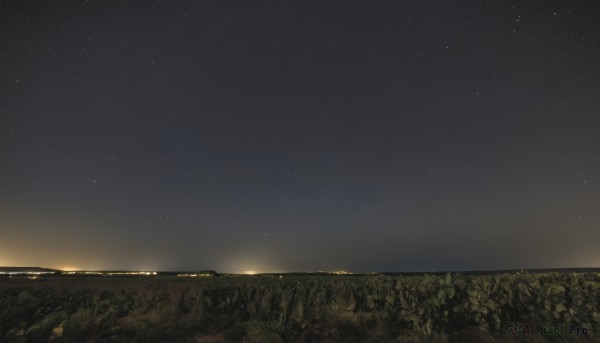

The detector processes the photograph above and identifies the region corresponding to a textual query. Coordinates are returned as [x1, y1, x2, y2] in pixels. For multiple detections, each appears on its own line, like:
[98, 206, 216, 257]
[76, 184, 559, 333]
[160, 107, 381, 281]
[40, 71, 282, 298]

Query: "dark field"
[1, 272, 599, 343]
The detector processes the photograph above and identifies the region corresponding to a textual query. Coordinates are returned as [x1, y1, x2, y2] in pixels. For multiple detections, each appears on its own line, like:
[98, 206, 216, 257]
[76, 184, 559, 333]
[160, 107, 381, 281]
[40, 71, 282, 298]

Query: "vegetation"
[1, 272, 599, 342]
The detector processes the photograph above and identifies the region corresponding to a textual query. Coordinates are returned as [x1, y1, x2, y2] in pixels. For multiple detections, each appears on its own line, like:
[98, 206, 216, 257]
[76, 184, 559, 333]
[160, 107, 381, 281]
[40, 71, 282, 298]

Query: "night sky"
[1, 1, 600, 273]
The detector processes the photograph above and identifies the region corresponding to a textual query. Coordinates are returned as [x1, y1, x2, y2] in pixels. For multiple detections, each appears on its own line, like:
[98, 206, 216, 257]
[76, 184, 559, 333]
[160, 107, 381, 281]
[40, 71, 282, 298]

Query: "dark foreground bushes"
[1, 272, 599, 342]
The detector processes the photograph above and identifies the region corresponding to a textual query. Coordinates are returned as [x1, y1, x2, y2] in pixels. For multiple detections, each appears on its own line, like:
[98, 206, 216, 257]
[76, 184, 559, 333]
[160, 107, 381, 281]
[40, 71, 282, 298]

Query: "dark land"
[1, 267, 599, 343]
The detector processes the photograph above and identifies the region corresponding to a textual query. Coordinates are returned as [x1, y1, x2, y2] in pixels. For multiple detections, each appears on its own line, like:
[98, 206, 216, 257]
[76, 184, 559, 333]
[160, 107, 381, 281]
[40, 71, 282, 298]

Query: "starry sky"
[1, 1, 600, 273]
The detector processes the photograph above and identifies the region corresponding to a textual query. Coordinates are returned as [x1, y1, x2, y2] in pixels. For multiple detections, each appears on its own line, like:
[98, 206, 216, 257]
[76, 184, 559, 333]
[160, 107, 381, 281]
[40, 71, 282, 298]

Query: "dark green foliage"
[1, 272, 599, 342]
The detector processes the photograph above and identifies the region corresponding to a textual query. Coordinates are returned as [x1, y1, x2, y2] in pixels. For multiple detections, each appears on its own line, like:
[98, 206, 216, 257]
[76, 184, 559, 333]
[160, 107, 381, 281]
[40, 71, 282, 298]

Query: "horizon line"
[2, 266, 600, 274]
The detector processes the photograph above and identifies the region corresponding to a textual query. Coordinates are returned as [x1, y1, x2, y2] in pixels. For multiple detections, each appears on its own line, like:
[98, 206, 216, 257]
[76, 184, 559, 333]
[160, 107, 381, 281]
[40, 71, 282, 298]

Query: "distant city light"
[177, 273, 213, 277]
[318, 270, 353, 275]
[0, 271, 55, 275]
[61, 271, 157, 276]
